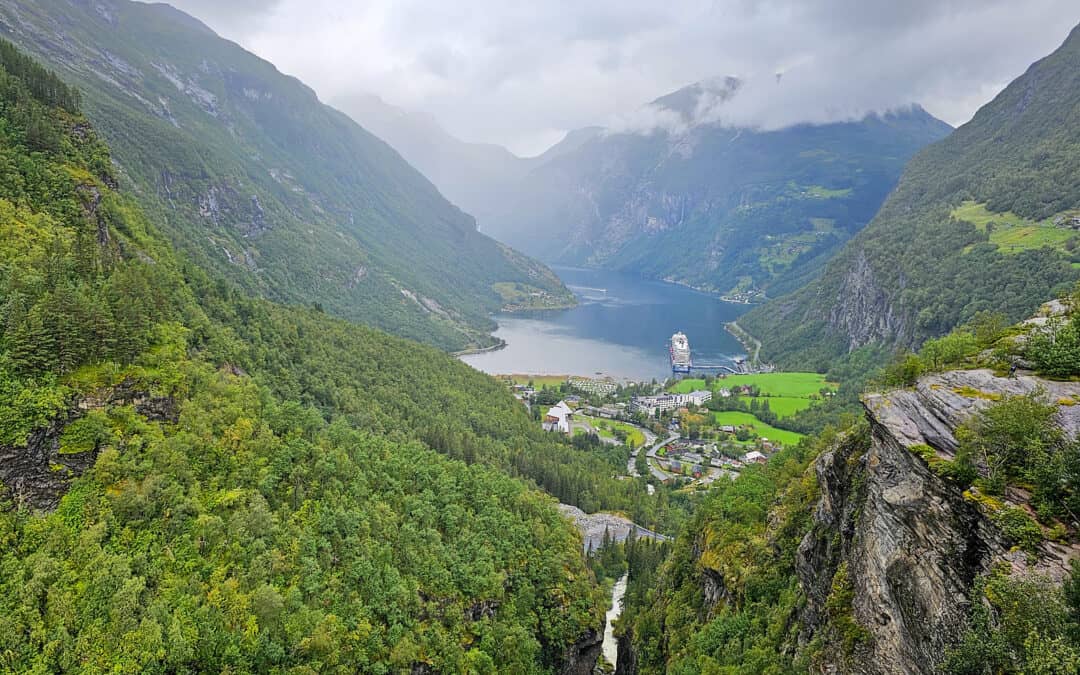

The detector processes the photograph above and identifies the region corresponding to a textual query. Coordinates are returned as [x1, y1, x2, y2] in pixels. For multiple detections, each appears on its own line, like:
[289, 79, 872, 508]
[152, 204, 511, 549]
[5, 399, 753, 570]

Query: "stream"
[603, 573, 629, 669]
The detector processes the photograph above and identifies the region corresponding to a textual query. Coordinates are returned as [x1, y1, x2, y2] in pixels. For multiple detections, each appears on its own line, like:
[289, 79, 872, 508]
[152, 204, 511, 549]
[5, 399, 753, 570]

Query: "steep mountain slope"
[0, 39, 619, 672]
[481, 81, 951, 300]
[0, 0, 572, 352]
[741, 25, 1080, 369]
[341, 92, 534, 231]
[617, 302, 1080, 673]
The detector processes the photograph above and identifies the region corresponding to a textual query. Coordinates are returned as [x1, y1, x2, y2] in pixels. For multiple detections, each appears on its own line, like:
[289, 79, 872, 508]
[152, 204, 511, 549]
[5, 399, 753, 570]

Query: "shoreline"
[659, 276, 765, 305]
[453, 338, 507, 357]
[499, 299, 578, 313]
[724, 321, 764, 369]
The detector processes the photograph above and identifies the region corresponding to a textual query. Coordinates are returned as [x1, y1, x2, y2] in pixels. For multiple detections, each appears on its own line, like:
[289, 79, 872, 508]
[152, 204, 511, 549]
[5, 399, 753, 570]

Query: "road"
[645, 432, 681, 482]
[572, 414, 676, 483]
[626, 425, 657, 477]
[726, 321, 767, 371]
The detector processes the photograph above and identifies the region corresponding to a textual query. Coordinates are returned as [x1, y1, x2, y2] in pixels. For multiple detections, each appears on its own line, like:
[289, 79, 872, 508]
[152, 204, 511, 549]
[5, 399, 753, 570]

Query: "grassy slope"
[953, 200, 1078, 253]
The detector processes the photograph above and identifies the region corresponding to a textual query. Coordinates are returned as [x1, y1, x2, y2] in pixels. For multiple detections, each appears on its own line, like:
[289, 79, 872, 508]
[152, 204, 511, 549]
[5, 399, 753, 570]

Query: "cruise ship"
[670, 332, 692, 373]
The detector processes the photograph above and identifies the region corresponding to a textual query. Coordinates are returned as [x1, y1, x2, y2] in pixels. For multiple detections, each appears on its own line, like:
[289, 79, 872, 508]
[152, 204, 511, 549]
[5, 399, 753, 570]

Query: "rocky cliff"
[0, 382, 176, 511]
[797, 368, 1080, 673]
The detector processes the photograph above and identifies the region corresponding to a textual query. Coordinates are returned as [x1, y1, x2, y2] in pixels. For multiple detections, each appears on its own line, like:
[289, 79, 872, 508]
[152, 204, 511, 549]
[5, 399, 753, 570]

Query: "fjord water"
[461, 267, 750, 380]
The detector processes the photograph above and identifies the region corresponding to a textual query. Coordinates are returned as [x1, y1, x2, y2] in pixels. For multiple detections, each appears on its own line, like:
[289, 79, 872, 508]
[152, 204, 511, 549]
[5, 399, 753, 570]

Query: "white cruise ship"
[670, 332, 692, 373]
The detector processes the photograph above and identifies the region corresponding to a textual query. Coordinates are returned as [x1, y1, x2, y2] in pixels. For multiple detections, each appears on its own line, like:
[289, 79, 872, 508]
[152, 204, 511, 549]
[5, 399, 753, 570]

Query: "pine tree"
[8, 304, 56, 374]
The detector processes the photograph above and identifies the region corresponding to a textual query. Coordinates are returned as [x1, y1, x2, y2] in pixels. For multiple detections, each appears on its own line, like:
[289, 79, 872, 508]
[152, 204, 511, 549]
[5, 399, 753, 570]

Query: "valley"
[460, 266, 752, 380]
[1, 3, 1079, 674]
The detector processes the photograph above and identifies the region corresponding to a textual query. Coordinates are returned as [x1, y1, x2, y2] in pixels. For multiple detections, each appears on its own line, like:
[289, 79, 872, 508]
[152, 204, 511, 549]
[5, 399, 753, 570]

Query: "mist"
[157, 0, 1079, 155]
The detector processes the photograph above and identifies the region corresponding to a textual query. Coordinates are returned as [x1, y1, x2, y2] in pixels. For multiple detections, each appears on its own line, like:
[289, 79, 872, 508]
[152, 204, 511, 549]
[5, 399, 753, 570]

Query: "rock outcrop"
[0, 381, 177, 511]
[0, 408, 94, 511]
[797, 368, 1080, 673]
[827, 250, 909, 351]
[558, 628, 603, 675]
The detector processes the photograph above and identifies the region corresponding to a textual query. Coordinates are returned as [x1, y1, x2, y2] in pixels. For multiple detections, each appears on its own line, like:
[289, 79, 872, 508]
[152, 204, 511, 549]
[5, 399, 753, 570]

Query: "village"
[499, 370, 825, 491]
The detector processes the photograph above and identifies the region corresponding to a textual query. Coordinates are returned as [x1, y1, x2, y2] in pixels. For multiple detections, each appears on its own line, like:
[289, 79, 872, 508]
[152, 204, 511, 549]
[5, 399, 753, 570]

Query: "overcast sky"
[155, 0, 1079, 156]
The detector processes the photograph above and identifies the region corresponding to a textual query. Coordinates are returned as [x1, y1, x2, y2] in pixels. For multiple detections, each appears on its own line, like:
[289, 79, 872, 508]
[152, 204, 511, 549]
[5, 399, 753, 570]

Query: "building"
[630, 394, 680, 416]
[543, 401, 573, 434]
[743, 450, 768, 465]
[683, 390, 713, 406]
[568, 376, 619, 396]
[630, 390, 712, 416]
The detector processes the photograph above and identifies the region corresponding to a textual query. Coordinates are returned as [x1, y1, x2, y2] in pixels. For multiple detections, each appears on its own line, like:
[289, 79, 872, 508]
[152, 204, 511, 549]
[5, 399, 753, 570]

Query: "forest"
[0, 40, 610, 672]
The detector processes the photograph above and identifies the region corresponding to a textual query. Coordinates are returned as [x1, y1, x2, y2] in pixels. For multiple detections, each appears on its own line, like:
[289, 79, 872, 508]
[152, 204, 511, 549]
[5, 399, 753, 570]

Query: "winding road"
[645, 432, 681, 482]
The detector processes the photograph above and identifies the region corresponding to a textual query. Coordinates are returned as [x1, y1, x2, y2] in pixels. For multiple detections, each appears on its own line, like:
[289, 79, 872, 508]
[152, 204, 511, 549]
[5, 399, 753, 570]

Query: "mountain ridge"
[0, 0, 573, 352]
[345, 75, 951, 302]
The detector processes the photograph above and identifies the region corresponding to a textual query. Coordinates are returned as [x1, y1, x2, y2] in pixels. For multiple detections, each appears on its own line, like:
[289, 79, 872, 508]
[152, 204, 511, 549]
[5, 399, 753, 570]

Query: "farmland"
[712, 412, 805, 446]
[670, 372, 833, 398]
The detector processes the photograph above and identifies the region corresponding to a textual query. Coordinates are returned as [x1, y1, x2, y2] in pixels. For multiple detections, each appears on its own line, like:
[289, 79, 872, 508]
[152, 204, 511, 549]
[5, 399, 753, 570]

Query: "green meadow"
[671, 372, 832, 398]
[953, 200, 1077, 254]
[712, 412, 805, 446]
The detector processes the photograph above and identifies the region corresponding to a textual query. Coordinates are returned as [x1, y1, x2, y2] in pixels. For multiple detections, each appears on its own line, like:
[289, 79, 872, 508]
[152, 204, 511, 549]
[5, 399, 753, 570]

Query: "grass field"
[952, 201, 1076, 254]
[580, 417, 646, 447]
[672, 372, 832, 398]
[491, 282, 575, 310]
[736, 396, 813, 418]
[713, 411, 805, 446]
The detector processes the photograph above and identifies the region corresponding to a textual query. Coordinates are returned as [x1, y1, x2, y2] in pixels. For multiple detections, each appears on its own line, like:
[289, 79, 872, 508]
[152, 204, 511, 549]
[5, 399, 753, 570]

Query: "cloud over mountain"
[156, 0, 1079, 155]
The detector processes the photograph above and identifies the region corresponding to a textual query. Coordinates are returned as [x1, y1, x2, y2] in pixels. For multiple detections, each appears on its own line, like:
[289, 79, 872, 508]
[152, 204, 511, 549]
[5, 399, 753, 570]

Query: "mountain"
[0, 37, 642, 671]
[741, 25, 1080, 370]
[477, 80, 952, 301]
[0, 0, 573, 352]
[339, 92, 534, 231]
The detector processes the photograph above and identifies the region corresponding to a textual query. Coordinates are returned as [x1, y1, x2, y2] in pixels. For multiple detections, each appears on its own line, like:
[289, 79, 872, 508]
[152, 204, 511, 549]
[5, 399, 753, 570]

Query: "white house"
[743, 450, 768, 465]
[543, 401, 573, 434]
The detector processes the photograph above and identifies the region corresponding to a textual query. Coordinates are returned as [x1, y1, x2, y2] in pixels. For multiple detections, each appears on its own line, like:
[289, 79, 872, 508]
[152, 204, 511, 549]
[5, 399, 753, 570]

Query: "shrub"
[1027, 317, 1080, 378]
[991, 506, 1044, 555]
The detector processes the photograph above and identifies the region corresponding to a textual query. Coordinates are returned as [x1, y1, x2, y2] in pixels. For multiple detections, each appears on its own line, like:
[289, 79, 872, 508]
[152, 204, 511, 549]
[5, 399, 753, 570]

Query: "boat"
[670, 332, 692, 373]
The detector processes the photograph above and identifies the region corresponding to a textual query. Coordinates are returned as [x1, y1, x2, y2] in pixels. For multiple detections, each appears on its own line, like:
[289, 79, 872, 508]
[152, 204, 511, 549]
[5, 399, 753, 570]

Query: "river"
[461, 267, 751, 380]
[603, 573, 629, 669]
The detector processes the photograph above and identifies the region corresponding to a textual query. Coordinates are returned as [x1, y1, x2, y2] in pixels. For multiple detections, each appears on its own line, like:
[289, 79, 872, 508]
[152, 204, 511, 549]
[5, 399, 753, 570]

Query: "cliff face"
[826, 250, 909, 351]
[0, 382, 176, 511]
[559, 628, 603, 675]
[797, 369, 1080, 673]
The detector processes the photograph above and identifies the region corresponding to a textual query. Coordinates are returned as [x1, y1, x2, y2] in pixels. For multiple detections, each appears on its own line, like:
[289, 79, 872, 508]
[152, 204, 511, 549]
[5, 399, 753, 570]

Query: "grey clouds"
[153, 0, 1079, 155]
